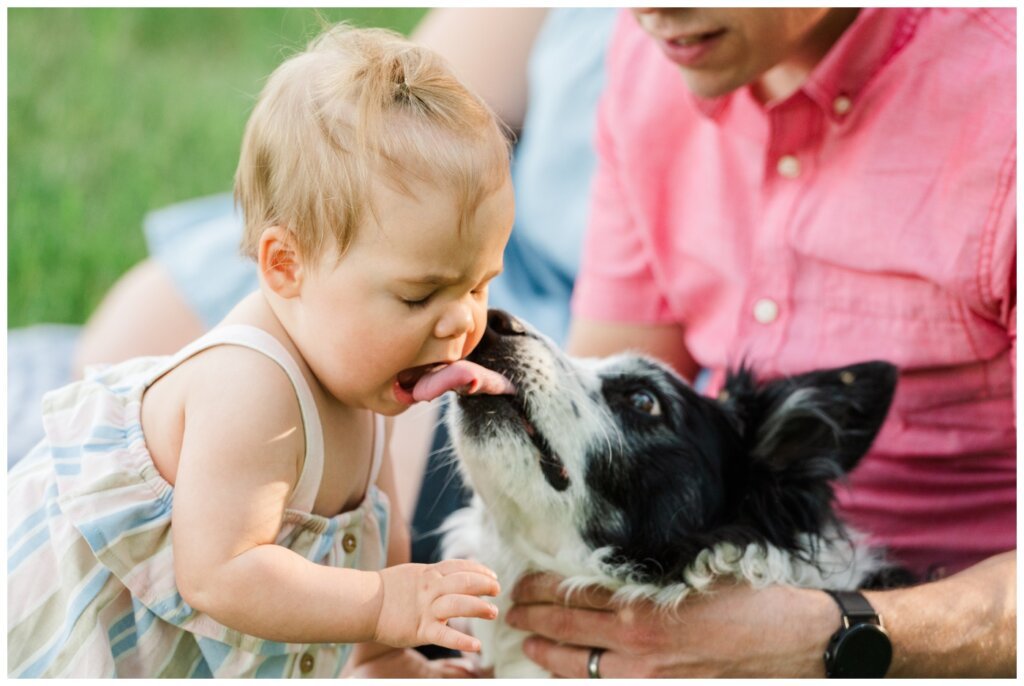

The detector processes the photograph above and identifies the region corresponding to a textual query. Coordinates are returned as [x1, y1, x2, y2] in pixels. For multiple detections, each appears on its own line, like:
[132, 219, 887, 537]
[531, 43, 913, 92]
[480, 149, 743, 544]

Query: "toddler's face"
[294, 174, 515, 415]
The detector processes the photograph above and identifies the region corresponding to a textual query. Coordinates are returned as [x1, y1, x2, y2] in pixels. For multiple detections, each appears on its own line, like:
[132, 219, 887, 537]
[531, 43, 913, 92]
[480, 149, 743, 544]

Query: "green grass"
[8, 8, 428, 328]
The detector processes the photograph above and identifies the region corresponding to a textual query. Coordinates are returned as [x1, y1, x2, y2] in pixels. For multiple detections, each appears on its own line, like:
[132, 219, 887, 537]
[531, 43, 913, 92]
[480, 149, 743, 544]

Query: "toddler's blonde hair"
[235, 22, 511, 262]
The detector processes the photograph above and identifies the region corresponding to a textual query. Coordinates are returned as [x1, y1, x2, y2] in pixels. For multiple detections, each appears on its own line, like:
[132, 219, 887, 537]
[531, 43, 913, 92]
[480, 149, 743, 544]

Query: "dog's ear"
[722, 361, 898, 473]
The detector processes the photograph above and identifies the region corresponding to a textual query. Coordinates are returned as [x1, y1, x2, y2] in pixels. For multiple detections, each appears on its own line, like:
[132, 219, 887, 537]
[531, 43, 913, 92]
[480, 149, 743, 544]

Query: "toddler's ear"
[258, 226, 303, 299]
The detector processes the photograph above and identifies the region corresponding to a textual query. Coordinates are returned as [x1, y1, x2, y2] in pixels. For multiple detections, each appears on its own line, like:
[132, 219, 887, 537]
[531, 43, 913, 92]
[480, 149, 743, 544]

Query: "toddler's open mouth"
[395, 363, 447, 404]
[394, 361, 515, 405]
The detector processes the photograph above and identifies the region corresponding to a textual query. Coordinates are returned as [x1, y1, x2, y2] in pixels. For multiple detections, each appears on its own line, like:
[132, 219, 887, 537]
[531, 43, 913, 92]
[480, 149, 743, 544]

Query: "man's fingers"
[512, 572, 615, 609]
[506, 603, 619, 649]
[439, 571, 501, 598]
[433, 593, 500, 622]
[511, 572, 562, 603]
[521, 636, 631, 678]
[425, 623, 482, 654]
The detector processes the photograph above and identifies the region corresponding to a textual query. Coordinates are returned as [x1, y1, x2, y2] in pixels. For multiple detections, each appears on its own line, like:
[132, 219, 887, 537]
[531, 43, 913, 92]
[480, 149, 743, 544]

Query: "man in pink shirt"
[507, 8, 1014, 677]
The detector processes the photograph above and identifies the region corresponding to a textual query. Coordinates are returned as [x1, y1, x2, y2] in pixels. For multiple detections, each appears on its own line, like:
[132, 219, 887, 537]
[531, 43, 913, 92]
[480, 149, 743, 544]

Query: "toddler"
[8, 24, 515, 678]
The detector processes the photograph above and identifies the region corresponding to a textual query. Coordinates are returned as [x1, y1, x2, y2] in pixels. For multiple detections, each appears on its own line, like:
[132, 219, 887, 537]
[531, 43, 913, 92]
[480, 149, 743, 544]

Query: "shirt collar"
[690, 8, 926, 123]
[802, 8, 925, 122]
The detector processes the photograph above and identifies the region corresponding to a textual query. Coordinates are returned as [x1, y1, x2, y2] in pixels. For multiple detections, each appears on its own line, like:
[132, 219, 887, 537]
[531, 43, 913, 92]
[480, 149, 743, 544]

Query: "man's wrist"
[771, 585, 841, 677]
[807, 587, 843, 677]
[822, 590, 892, 677]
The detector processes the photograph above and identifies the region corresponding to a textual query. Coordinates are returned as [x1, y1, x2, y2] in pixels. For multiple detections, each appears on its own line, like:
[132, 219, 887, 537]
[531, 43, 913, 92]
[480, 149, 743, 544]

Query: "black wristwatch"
[822, 590, 892, 678]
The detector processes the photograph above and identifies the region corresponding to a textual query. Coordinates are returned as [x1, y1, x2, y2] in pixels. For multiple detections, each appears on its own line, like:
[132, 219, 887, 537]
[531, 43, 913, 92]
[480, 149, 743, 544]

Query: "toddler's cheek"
[466, 312, 490, 355]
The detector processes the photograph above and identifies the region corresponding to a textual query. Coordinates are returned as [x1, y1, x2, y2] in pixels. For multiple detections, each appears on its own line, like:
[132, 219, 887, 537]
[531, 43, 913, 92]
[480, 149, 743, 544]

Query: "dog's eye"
[629, 390, 661, 416]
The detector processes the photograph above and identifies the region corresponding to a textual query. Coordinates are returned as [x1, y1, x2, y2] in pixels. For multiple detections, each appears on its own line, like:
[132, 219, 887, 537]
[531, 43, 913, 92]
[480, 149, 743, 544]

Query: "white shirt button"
[776, 155, 801, 179]
[833, 94, 852, 115]
[753, 298, 779, 324]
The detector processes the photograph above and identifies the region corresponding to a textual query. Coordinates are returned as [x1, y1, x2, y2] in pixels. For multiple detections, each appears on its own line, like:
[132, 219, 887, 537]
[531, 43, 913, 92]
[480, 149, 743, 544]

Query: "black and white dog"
[442, 310, 901, 677]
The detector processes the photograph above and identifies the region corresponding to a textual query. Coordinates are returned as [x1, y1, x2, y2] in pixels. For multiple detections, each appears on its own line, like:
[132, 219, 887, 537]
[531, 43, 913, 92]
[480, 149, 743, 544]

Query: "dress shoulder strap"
[149, 324, 324, 513]
[369, 414, 386, 488]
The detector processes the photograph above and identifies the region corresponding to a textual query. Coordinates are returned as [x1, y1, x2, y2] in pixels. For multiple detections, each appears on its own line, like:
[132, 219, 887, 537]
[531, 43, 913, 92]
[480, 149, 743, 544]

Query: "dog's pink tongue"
[412, 361, 515, 402]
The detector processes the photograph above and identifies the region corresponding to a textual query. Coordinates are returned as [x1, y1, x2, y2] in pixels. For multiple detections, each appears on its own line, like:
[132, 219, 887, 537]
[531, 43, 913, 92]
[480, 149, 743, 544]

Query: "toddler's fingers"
[424, 622, 482, 654]
[434, 558, 498, 579]
[438, 571, 501, 598]
[433, 594, 500, 622]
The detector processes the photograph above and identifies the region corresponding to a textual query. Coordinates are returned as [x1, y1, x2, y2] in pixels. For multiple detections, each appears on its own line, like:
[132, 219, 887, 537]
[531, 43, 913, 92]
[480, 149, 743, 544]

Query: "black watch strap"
[825, 590, 882, 626]
[823, 590, 892, 678]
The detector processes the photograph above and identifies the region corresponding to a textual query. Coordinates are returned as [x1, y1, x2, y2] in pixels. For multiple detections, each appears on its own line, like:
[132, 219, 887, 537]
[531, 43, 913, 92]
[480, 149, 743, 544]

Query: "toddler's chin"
[377, 402, 412, 417]
[364, 384, 414, 417]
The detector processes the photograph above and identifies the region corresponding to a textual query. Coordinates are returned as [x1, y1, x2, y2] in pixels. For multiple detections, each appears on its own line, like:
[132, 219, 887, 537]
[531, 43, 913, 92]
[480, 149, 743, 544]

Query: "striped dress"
[7, 325, 390, 677]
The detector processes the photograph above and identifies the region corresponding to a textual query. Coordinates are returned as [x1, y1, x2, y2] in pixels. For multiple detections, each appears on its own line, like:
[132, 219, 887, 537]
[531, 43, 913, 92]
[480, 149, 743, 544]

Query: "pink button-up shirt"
[572, 8, 1016, 577]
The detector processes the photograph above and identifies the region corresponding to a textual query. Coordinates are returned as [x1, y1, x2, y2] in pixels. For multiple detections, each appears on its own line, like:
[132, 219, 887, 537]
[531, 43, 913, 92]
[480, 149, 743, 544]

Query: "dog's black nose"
[487, 309, 527, 337]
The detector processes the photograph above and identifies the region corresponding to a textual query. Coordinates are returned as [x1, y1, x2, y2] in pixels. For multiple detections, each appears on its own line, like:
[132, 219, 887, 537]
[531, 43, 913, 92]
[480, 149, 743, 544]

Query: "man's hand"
[505, 573, 837, 677]
[374, 559, 501, 653]
[507, 551, 1017, 678]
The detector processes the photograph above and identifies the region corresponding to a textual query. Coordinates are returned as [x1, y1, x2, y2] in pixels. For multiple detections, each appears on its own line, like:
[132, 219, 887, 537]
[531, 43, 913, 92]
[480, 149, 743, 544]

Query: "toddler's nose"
[435, 300, 475, 340]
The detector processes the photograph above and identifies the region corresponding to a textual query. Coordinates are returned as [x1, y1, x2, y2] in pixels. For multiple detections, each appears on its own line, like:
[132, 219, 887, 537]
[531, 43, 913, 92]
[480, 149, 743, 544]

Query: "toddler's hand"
[373, 559, 500, 653]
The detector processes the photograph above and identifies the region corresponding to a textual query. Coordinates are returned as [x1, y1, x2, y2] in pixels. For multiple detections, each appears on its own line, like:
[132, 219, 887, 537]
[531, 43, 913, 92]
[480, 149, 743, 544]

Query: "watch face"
[834, 624, 892, 678]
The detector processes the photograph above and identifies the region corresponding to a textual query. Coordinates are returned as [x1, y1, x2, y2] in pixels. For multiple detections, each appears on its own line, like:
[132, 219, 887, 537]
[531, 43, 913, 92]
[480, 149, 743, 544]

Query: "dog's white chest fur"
[443, 497, 881, 677]
[442, 501, 575, 678]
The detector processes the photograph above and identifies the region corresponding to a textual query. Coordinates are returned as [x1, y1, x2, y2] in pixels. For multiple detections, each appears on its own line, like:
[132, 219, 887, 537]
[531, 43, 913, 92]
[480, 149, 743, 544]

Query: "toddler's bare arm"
[169, 350, 498, 646]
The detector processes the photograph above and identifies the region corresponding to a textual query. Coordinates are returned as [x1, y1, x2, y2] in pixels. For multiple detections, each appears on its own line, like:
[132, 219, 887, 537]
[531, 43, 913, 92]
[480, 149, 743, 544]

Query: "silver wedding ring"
[587, 648, 605, 679]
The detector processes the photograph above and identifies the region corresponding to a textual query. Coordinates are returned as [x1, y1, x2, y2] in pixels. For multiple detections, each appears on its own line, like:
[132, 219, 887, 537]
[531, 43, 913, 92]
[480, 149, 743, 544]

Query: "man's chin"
[678, 70, 747, 100]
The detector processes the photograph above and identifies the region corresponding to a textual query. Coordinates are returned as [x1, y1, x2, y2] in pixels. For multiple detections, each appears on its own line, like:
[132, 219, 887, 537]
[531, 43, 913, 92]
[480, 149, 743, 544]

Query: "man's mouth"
[669, 28, 726, 47]
[658, 27, 727, 67]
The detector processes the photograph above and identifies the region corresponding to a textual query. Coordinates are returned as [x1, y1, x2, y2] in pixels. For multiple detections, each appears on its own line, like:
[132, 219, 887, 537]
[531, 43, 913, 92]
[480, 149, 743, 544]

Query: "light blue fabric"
[7, 325, 80, 468]
[489, 8, 618, 345]
[143, 193, 253, 329]
[144, 8, 617, 344]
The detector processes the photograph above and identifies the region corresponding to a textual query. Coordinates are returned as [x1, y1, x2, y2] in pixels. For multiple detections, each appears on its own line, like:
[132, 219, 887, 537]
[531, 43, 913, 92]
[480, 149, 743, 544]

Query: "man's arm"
[866, 550, 1016, 677]
[506, 550, 1016, 677]
[411, 8, 549, 133]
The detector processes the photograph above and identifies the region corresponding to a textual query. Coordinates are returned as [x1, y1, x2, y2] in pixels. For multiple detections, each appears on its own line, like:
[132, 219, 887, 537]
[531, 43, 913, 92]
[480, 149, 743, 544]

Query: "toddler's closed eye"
[400, 293, 434, 309]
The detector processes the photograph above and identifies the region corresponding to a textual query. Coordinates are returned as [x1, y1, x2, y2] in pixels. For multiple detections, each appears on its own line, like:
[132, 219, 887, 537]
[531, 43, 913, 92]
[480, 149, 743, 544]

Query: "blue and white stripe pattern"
[8, 326, 390, 677]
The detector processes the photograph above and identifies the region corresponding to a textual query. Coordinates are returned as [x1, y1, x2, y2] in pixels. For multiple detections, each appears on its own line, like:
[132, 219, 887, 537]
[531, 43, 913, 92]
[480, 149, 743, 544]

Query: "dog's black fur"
[461, 310, 909, 587]
[585, 359, 907, 586]
[444, 310, 912, 675]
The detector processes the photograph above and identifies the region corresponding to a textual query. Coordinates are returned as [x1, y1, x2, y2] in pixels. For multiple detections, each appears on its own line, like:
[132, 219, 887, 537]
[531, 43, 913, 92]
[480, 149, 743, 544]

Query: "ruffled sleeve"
[45, 374, 309, 655]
